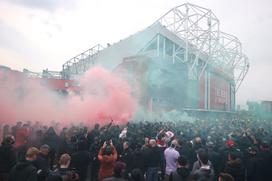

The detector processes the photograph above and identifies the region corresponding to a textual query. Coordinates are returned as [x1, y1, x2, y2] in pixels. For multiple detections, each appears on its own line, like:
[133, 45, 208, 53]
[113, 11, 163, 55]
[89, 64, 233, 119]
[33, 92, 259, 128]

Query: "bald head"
[149, 139, 157, 147]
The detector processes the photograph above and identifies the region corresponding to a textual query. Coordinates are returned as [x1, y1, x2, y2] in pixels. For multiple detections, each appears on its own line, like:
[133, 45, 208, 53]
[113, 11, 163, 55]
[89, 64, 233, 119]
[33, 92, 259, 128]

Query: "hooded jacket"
[224, 158, 245, 181]
[8, 160, 37, 181]
[192, 166, 214, 181]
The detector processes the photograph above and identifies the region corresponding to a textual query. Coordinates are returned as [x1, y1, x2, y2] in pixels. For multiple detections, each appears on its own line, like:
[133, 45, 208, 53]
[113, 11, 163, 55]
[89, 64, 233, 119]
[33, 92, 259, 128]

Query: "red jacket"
[98, 146, 117, 181]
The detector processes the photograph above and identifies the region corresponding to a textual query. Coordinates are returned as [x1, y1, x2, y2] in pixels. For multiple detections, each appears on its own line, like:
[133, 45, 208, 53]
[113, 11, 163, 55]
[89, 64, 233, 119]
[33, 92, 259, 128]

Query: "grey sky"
[0, 0, 271, 106]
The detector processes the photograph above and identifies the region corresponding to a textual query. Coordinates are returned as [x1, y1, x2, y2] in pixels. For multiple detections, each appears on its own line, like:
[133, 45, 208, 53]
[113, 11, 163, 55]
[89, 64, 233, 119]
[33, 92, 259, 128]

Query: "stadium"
[0, 3, 249, 114]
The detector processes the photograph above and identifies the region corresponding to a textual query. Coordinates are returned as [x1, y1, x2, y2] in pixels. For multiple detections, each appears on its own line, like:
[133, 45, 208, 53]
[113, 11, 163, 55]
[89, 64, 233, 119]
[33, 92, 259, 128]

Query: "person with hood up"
[8, 147, 39, 181]
[224, 151, 245, 181]
[191, 148, 214, 181]
[169, 156, 190, 181]
[71, 141, 91, 181]
[98, 140, 118, 181]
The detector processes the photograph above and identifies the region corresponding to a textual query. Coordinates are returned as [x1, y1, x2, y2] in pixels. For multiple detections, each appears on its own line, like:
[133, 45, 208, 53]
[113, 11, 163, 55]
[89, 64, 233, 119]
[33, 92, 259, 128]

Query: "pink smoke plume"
[0, 66, 137, 126]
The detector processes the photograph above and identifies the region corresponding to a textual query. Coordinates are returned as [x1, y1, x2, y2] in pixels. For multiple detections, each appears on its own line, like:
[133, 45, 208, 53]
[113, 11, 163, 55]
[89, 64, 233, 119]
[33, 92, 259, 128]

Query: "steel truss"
[62, 44, 104, 79]
[155, 3, 249, 92]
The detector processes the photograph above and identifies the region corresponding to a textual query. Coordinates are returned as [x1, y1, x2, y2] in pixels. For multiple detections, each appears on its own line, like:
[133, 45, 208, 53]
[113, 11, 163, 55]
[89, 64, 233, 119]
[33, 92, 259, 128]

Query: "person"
[89, 137, 100, 181]
[8, 147, 39, 181]
[224, 151, 244, 181]
[169, 156, 190, 181]
[218, 173, 234, 181]
[2, 125, 11, 140]
[0, 136, 17, 181]
[245, 146, 262, 181]
[11, 122, 22, 137]
[15, 124, 30, 161]
[191, 148, 214, 181]
[206, 141, 220, 179]
[71, 141, 91, 181]
[164, 140, 180, 181]
[144, 139, 162, 181]
[98, 140, 118, 181]
[256, 142, 272, 181]
[46, 154, 79, 181]
[103, 162, 126, 181]
[43, 127, 59, 170]
[34, 145, 51, 181]
[119, 141, 133, 178]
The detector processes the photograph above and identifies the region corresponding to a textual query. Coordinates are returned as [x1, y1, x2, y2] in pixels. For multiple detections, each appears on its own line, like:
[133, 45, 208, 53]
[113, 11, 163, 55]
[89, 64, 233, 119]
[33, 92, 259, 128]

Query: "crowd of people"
[0, 118, 272, 181]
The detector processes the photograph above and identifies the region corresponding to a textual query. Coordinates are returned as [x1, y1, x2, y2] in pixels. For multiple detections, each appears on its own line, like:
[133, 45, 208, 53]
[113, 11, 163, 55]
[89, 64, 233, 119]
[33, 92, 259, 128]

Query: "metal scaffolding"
[62, 44, 104, 79]
[155, 3, 249, 92]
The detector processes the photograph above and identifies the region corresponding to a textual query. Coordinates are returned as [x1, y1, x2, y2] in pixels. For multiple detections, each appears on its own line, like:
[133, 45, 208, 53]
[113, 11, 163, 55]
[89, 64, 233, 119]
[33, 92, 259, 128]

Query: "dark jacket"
[71, 151, 91, 181]
[169, 167, 190, 181]
[144, 146, 162, 168]
[256, 150, 272, 181]
[0, 144, 17, 173]
[191, 166, 214, 181]
[46, 168, 79, 181]
[34, 154, 50, 181]
[8, 160, 37, 181]
[119, 148, 133, 172]
[246, 155, 262, 181]
[224, 158, 245, 181]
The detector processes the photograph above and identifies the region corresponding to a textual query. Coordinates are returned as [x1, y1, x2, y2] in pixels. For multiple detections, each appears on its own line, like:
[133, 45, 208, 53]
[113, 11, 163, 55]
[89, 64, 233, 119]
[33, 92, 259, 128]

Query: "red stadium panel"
[198, 73, 206, 109]
[209, 73, 230, 111]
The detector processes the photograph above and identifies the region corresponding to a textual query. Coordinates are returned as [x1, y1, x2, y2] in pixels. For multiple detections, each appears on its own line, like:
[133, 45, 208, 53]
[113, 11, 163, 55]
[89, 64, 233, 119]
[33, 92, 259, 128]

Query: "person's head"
[226, 140, 235, 148]
[25, 147, 39, 161]
[40, 144, 50, 156]
[59, 154, 71, 168]
[123, 141, 129, 150]
[16, 122, 22, 127]
[177, 156, 188, 168]
[195, 137, 202, 144]
[94, 124, 100, 130]
[113, 162, 126, 178]
[260, 141, 270, 151]
[1, 135, 15, 145]
[144, 137, 149, 144]
[218, 173, 234, 181]
[247, 146, 257, 155]
[22, 124, 28, 128]
[170, 139, 178, 148]
[228, 151, 239, 161]
[104, 145, 113, 156]
[197, 148, 209, 165]
[149, 139, 157, 147]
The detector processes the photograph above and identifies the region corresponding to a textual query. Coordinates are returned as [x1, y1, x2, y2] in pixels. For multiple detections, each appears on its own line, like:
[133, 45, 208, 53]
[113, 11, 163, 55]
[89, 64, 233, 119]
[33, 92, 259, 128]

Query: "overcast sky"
[0, 0, 271, 106]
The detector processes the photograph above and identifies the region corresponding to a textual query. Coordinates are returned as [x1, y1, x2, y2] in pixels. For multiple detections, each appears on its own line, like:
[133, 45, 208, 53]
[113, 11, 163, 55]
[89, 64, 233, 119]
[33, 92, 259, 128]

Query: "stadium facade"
[61, 3, 249, 112]
[0, 3, 249, 113]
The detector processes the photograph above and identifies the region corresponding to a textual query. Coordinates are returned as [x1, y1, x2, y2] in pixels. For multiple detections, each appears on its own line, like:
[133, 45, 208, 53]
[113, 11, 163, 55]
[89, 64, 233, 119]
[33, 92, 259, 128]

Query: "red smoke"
[0, 66, 136, 126]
